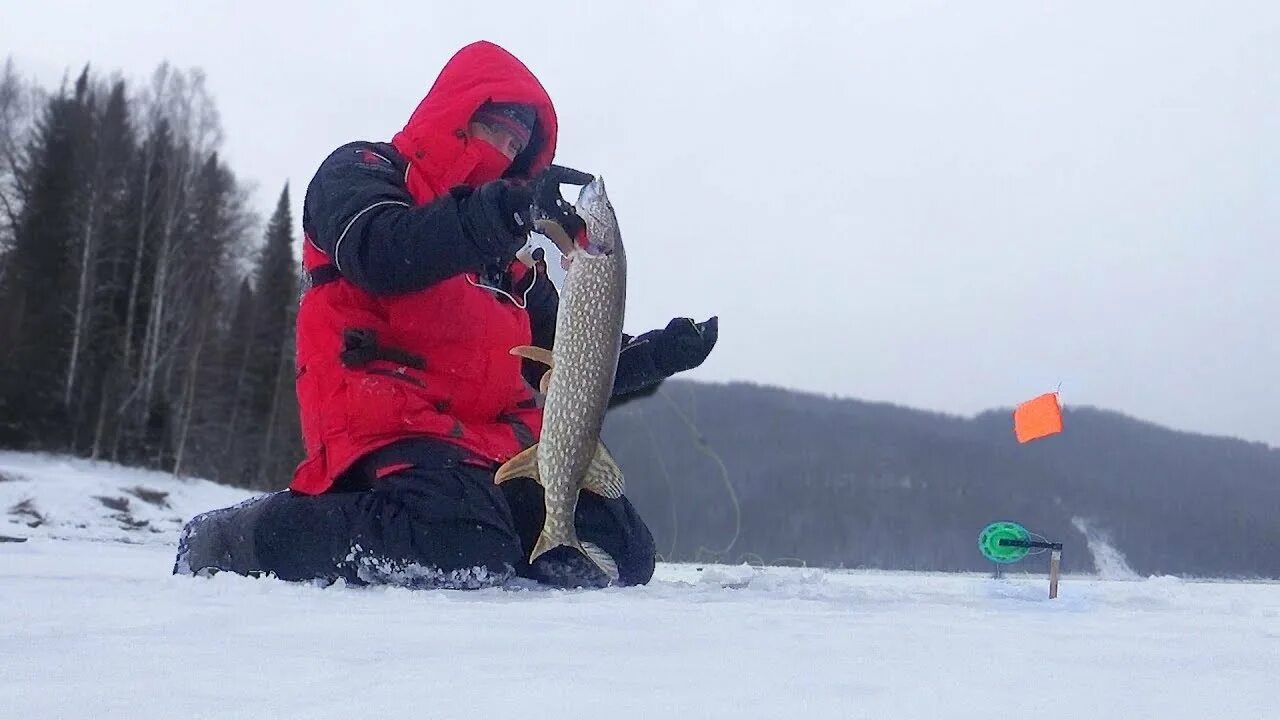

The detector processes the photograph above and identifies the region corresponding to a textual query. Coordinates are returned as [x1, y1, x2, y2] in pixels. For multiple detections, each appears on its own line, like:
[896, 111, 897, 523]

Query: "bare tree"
[104, 64, 233, 464]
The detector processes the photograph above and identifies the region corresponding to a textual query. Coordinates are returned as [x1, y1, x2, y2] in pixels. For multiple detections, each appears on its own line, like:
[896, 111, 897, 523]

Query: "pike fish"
[495, 176, 627, 582]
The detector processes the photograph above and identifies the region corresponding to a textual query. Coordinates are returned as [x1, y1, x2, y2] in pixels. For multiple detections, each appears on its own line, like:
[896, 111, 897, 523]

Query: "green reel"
[978, 521, 1031, 564]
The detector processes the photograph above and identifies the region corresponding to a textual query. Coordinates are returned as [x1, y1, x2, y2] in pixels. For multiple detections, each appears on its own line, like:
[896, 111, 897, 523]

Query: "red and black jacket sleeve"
[302, 142, 492, 295]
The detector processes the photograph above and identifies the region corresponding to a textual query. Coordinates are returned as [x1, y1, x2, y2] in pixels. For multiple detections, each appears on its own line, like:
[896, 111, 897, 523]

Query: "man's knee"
[350, 467, 523, 587]
[175, 462, 527, 589]
[174, 490, 345, 581]
[590, 495, 656, 586]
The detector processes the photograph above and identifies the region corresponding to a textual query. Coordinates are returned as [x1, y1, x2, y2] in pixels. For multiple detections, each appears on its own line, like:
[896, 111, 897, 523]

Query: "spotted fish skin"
[496, 177, 627, 582]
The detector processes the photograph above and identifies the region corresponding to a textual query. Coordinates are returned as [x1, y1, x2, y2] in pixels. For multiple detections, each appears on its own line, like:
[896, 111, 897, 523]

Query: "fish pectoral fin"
[510, 345, 554, 368]
[580, 540, 620, 582]
[582, 442, 626, 499]
[495, 444, 539, 485]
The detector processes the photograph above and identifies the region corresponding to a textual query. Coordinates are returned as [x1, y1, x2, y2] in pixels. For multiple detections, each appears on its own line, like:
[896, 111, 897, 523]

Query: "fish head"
[574, 177, 622, 257]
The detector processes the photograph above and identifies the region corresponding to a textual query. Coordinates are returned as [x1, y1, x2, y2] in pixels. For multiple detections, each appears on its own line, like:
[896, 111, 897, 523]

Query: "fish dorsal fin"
[510, 345, 554, 368]
[495, 444, 540, 485]
[582, 442, 626, 499]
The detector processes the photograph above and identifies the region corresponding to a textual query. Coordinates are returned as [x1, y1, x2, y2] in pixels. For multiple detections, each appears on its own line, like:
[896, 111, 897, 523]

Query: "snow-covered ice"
[2, 452, 1276, 719]
[0, 450, 253, 544]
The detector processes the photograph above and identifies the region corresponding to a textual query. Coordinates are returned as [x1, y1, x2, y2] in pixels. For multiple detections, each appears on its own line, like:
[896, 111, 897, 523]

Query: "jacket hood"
[392, 41, 558, 194]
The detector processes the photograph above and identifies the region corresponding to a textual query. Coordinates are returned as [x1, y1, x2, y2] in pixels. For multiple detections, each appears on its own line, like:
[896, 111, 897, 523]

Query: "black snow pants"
[173, 438, 656, 589]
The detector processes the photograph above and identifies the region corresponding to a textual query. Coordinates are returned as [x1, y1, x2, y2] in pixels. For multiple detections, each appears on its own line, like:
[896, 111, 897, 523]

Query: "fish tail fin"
[529, 530, 559, 564]
[580, 540, 620, 581]
[528, 532, 620, 584]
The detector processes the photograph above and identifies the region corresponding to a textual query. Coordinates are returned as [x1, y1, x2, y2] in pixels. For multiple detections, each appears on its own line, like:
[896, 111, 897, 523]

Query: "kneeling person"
[173, 41, 716, 589]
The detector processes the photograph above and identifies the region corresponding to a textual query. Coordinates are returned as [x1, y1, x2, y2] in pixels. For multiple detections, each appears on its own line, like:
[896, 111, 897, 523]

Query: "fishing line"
[465, 255, 540, 309]
[642, 414, 680, 560]
[1023, 531, 1054, 556]
[656, 385, 741, 561]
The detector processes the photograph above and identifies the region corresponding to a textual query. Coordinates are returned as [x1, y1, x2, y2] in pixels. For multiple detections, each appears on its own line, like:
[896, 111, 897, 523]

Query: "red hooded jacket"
[291, 42, 558, 495]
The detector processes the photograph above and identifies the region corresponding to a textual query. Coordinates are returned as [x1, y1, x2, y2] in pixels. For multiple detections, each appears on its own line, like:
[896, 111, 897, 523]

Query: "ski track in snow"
[2, 452, 1277, 719]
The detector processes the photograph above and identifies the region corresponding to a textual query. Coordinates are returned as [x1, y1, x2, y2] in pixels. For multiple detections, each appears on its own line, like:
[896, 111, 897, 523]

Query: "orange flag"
[1013, 392, 1063, 443]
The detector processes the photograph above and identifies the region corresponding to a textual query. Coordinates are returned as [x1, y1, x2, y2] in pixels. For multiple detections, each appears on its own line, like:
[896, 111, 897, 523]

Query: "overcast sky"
[3, 1, 1277, 446]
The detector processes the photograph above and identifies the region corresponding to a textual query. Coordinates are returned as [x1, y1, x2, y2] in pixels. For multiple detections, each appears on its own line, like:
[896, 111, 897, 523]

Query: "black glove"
[651, 316, 718, 375]
[610, 316, 719, 405]
[530, 164, 594, 241]
[455, 180, 534, 264]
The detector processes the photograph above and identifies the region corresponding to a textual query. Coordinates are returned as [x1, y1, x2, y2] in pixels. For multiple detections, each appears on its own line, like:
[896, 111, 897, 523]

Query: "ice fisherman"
[174, 41, 717, 589]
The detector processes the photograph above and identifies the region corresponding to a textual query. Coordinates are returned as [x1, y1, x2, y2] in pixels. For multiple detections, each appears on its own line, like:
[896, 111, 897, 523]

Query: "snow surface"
[3, 452, 1277, 719]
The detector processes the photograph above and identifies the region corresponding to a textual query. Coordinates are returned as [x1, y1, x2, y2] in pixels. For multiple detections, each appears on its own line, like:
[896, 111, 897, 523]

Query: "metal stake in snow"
[979, 521, 1064, 599]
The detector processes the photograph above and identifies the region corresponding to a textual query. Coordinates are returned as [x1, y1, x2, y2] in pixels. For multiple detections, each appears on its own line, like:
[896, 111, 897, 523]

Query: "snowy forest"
[0, 60, 301, 489]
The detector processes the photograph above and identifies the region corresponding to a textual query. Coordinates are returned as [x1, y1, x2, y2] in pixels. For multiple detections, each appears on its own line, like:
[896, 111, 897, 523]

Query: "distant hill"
[602, 381, 1280, 578]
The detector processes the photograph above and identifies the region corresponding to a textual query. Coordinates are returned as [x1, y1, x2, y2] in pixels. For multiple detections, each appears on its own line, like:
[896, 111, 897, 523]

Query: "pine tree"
[66, 78, 136, 451]
[0, 58, 34, 286]
[86, 81, 142, 458]
[0, 71, 93, 447]
[248, 186, 299, 488]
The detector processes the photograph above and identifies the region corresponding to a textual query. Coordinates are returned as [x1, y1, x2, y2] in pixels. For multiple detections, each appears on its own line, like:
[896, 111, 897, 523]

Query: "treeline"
[0, 59, 301, 489]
